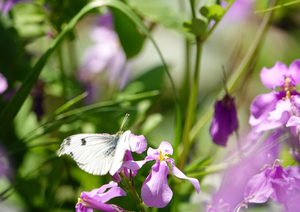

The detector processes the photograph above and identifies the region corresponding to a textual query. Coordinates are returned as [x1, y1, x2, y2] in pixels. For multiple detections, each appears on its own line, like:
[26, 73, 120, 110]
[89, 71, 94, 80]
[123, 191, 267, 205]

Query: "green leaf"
[111, 8, 145, 58]
[126, 0, 192, 38]
[183, 18, 207, 37]
[184, 156, 212, 172]
[140, 113, 163, 135]
[0, 22, 31, 84]
[0, 0, 174, 139]
[200, 5, 225, 21]
[12, 3, 49, 38]
[54, 92, 88, 115]
[13, 3, 47, 24]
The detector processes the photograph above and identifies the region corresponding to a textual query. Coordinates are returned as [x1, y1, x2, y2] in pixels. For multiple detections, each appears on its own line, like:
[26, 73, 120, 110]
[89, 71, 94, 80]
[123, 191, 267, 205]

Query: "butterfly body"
[58, 130, 131, 176]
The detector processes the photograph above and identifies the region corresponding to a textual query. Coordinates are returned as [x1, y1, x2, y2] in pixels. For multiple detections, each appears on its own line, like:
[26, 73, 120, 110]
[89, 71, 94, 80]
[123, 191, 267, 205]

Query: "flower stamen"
[281, 77, 298, 99]
[157, 150, 165, 162]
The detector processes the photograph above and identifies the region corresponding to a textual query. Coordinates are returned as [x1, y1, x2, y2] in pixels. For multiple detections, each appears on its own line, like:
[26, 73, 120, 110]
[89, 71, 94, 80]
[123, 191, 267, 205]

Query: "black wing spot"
[81, 138, 87, 146]
[69, 152, 74, 158]
[65, 137, 71, 146]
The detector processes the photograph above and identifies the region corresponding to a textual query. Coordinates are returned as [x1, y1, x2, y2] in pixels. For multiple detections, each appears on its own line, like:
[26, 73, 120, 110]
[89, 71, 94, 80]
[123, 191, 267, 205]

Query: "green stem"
[201, 0, 236, 43]
[57, 45, 67, 102]
[121, 172, 146, 212]
[189, 0, 196, 18]
[178, 39, 202, 170]
[255, 0, 300, 13]
[189, 0, 279, 142]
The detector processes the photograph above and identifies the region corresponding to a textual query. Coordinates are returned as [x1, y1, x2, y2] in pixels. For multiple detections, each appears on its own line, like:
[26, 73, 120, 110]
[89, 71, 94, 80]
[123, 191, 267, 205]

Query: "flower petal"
[260, 62, 288, 89]
[249, 91, 285, 132]
[268, 99, 291, 121]
[82, 197, 125, 212]
[122, 159, 148, 171]
[286, 116, 300, 136]
[141, 161, 173, 208]
[167, 158, 201, 194]
[96, 181, 118, 195]
[158, 141, 173, 155]
[0, 73, 8, 94]
[97, 187, 126, 203]
[288, 59, 300, 86]
[76, 202, 93, 212]
[210, 96, 238, 146]
[147, 147, 158, 156]
[244, 168, 273, 203]
[130, 134, 147, 154]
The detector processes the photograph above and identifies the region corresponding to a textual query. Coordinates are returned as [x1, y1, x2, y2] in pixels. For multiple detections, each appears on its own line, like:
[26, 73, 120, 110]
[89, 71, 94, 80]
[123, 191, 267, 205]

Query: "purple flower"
[78, 13, 130, 103]
[76, 181, 127, 212]
[0, 73, 8, 94]
[244, 162, 298, 207]
[126, 141, 200, 208]
[206, 199, 231, 212]
[221, 0, 254, 23]
[0, 0, 31, 16]
[110, 133, 147, 181]
[250, 59, 300, 133]
[286, 115, 300, 136]
[0, 146, 11, 179]
[284, 166, 300, 212]
[210, 94, 238, 146]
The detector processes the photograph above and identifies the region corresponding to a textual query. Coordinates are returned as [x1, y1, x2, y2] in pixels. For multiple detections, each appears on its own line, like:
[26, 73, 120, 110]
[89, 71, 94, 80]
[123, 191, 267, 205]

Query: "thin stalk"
[175, 39, 191, 156]
[57, 44, 67, 102]
[189, 0, 279, 142]
[178, 39, 202, 170]
[189, 0, 196, 18]
[235, 131, 242, 157]
[121, 172, 146, 212]
[201, 0, 236, 43]
[255, 0, 300, 13]
[67, 39, 77, 72]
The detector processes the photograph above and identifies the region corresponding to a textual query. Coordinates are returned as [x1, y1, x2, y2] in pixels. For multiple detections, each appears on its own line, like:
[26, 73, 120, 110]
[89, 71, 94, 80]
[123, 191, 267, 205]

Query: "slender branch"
[255, 0, 300, 13]
[189, 0, 196, 18]
[189, 0, 279, 142]
[178, 38, 202, 170]
[201, 0, 236, 43]
[57, 44, 67, 102]
[120, 172, 146, 212]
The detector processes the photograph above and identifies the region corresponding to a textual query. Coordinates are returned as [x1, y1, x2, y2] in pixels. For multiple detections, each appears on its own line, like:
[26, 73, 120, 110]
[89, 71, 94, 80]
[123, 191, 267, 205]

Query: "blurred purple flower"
[210, 94, 238, 147]
[129, 141, 201, 208]
[261, 129, 283, 164]
[286, 115, 300, 136]
[250, 60, 300, 133]
[284, 166, 300, 212]
[212, 130, 284, 209]
[0, 146, 11, 179]
[206, 199, 231, 212]
[78, 12, 130, 103]
[244, 162, 298, 208]
[30, 79, 45, 121]
[0, 73, 8, 94]
[0, 0, 31, 16]
[221, 0, 254, 23]
[76, 181, 126, 212]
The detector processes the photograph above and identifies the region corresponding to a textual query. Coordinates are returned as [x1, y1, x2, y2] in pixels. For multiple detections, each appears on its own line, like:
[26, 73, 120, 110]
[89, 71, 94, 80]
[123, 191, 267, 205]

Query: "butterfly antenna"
[120, 113, 130, 131]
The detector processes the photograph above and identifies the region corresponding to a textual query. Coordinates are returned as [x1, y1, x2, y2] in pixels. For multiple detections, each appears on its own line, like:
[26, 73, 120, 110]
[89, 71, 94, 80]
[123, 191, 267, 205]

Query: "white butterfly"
[58, 114, 131, 176]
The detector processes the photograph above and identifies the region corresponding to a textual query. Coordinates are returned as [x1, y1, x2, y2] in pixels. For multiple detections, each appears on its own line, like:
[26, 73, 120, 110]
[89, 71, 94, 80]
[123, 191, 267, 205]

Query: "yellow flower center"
[281, 77, 298, 99]
[157, 150, 166, 162]
[76, 198, 83, 208]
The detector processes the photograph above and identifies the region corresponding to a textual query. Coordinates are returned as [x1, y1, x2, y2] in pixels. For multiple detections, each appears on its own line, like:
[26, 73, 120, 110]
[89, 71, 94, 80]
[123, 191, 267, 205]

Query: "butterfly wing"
[58, 133, 118, 175]
[109, 130, 131, 175]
